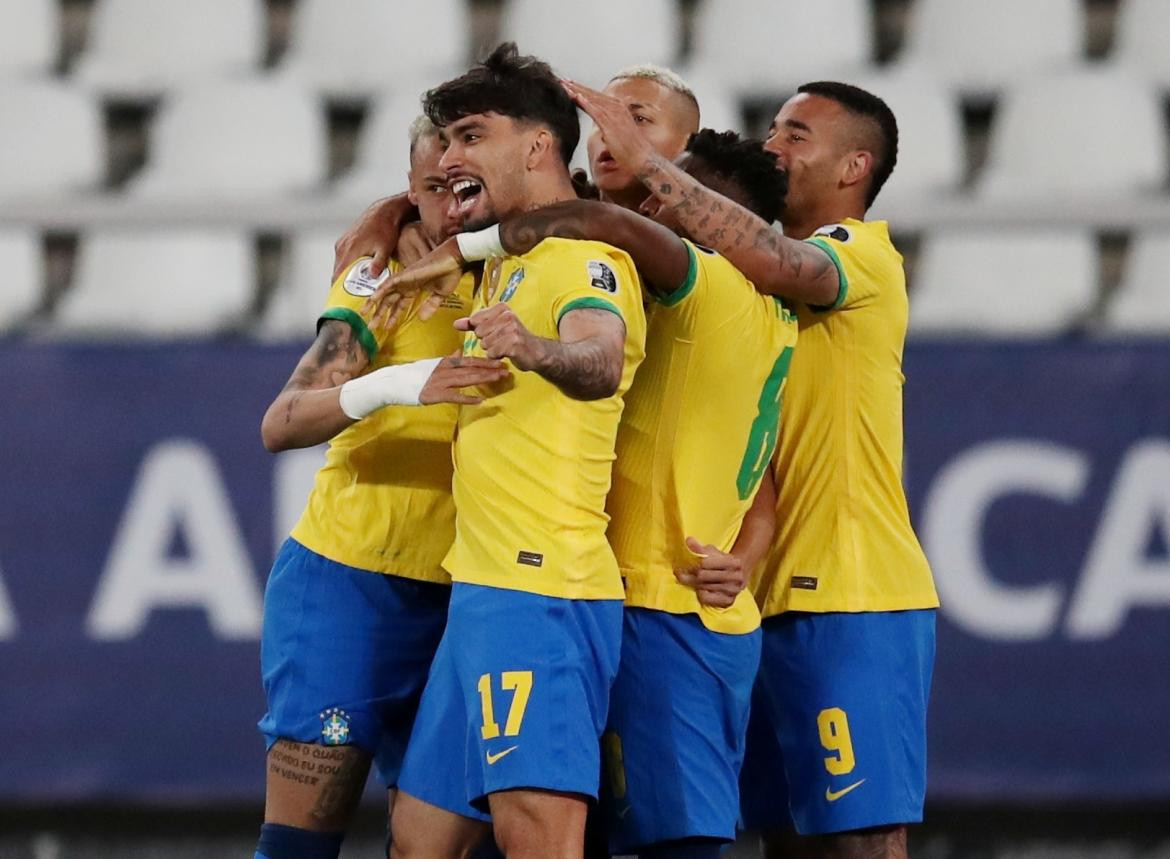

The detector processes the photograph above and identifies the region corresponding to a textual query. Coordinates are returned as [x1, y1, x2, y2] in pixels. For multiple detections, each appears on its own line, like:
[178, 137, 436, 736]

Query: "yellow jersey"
[608, 241, 798, 634]
[289, 258, 473, 583]
[444, 238, 647, 600]
[754, 219, 938, 616]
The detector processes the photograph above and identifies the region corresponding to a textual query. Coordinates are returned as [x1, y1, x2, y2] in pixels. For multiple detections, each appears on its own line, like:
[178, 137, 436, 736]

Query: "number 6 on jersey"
[477, 670, 534, 739]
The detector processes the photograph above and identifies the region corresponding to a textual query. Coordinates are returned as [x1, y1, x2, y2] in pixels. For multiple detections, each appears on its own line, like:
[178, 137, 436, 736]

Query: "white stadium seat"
[0, 0, 57, 78]
[910, 230, 1098, 337]
[130, 79, 328, 202]
[1104, 231, 1170, 335]
[75, 0, 265, 98]
[859, 73, 964, 211]
[0, 229, 42, 330]
[334, 91, 425, 202]
[0, 81, 103, 201]
[896, 0, 1081, 95]
[279, 0, 468, 100]
[56, 230, 254, 337]
[261, 230, 346, 341]
[498, 0, 677, 85]
[977, 70, 1166, 203]
[685, 72, 744, 135]
[687, 0, 872, 96]
[1113, 0, 1170, 89]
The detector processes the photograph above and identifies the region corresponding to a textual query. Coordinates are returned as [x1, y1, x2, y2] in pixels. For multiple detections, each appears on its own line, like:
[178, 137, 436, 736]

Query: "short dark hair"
[797, 81, 898, 208]
[684, 129, 787, 224]
[423, 42, 579, 167]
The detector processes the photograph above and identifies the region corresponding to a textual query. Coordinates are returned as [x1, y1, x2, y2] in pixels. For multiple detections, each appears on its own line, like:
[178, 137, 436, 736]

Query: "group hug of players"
[252, 43, 939, 859]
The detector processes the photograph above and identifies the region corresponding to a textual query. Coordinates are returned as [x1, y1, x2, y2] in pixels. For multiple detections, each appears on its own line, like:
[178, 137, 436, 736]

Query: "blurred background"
[1, 0, 1168, 856]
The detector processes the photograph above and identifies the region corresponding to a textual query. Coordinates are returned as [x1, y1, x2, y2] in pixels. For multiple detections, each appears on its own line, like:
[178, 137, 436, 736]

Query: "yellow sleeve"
[548, 243, 641, 327]
[655, 240, 752, 315]
[317, 257, 403, 360]
[803, 223, 881, 311]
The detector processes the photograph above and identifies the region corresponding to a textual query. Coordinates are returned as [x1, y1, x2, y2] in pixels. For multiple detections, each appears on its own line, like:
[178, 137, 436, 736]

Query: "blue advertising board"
[0, 340, 1167, 804]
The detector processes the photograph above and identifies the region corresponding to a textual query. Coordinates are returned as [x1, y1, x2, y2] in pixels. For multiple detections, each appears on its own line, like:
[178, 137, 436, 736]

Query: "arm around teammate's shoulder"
[496, 200, 692, 299]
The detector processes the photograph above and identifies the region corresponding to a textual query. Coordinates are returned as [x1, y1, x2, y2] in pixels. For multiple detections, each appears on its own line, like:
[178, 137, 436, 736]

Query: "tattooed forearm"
[634, 152, 839, 304]
[499, 200, 599, 255]
[529, 308, 625, 400]
[260, 319, 370, 452]
[282, 320, 363, 392]
[499, 200, 692, 297]
[532, 337, 621, 400]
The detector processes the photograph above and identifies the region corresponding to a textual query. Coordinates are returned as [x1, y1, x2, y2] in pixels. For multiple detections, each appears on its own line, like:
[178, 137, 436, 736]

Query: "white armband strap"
[338, 357, 442, 419]
[456, 224, 504, 261]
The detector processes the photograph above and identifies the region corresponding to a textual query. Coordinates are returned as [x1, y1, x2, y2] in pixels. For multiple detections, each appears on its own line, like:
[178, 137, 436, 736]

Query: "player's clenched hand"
[454, 304, 543, 371]
[363, 237, 465, 328]
[674, 536, 747, 609]
[562, 79, 654, 172]
[419, 351, 511, 406]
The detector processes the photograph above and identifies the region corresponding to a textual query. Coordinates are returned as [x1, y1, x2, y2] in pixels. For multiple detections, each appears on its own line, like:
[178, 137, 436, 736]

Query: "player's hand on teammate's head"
[333, 194, 413, 280]
[674, 536, 747, 609]
[419, 350, 511, 406]
[562, 79, 652, 171]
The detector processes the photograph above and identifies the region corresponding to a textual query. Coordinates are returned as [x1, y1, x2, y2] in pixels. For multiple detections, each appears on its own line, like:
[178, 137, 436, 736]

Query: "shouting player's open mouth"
[450, 176, 484, 218]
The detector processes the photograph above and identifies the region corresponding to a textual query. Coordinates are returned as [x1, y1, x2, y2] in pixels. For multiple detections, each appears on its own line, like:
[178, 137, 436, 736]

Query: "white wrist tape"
[456, 224, 504, 261]
[338, 358, 442, 419]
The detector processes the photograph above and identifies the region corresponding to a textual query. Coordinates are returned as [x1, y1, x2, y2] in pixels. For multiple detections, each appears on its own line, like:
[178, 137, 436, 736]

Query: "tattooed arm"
[260, 320, 369, 452]
[563, 79, 840, 307]
[458, 304, 625, 401]
[631, 152, 839, 306]
[498, 200, 692, 298]
[261, 320, 510, 452]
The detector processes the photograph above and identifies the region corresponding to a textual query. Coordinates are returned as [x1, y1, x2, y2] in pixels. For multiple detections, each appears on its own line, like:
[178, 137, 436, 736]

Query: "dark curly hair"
[797, 81, 898, 209]
[684, 129, 787, 224]
[423, 42, 579, 167]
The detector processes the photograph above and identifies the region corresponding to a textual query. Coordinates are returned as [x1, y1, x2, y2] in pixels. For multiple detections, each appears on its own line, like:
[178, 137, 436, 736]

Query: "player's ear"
[840, 150, 873, 191]
[526, 129, 554, 170]
[406, 174, 419, 206]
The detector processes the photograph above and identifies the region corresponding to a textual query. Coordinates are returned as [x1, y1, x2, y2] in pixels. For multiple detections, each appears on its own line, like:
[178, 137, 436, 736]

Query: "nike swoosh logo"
[825, 778, 866, 802]
[616, 805, 633, 820]
[485, 745, 519, 765]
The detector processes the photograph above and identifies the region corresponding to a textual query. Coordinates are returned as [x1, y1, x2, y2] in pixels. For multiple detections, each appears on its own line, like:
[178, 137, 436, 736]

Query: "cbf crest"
[500, 267, 525, 302]
[320, 707, 351, 745]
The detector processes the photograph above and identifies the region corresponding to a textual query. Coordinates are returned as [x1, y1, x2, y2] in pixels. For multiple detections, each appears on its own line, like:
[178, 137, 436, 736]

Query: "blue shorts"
[258, 538, 450, 787]
[739, 609, 935, 835]
[600, 609, 761, 854]
[398, 583, 623, 819]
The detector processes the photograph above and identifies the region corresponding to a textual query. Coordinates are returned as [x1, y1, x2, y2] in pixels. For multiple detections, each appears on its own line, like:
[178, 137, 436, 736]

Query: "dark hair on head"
[796, 81, 898, 209]
[423, 42, 579, 167]
[684, 129, 787, 224]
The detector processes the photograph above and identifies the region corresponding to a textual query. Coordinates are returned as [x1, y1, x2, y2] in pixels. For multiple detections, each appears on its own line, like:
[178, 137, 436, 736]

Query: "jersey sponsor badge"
[320, 707, 352, 745]
[813, 224, 852, 244]
[500, 267, 525, 302]
[342, 261, 390, 297]
[587, 260, 618, 293]
[516, 550, 544, 567]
